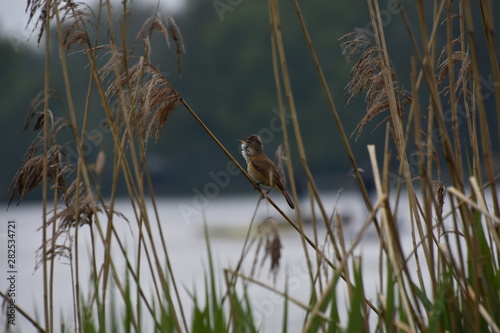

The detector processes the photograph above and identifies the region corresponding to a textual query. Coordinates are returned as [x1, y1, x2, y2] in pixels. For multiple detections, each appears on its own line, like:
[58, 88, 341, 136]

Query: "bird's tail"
[278, 186, 295, 209]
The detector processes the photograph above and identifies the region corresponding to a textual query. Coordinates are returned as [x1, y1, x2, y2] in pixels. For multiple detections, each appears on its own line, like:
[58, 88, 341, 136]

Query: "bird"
[240, 134, 295, 209]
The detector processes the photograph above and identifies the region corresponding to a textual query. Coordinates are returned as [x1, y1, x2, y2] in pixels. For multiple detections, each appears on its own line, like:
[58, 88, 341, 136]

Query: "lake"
[1, 191, 416, 332]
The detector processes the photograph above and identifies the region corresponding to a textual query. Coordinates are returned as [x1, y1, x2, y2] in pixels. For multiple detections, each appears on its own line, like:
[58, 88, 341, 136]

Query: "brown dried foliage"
[46, 179, 128, 230]
[135, 13, 185, 76]
[101, 12, 185, 147]
[251, 218, 282, 284]
[436, 37, 473, 99]
[24, 89, 64, 131]
[26, 0, 91, 45]
[8, 116, 69, 207]
[17, 0, 182, 276]
[53, 180, 100, 229]
[35, 234, 72, 272]
[432, 180, 446, 221]
[63, 21, 90, 51]
[33, 178, 129, 271]
[103, 57, 181, 148]
[340, 30, 413, 139]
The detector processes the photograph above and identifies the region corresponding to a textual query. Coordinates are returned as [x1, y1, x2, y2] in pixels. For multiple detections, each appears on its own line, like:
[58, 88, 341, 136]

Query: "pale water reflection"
[1, 192, 413, 332]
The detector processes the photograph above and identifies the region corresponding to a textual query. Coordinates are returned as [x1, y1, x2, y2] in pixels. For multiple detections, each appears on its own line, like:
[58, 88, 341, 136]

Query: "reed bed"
[4, 0, 499, 332]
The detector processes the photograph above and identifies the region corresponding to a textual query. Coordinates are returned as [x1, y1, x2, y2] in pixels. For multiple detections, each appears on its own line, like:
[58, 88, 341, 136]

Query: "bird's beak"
[239, 139, 247, 144]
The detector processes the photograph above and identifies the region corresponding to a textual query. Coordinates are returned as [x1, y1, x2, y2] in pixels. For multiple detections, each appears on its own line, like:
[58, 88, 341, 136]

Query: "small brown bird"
[240, 134, 295, 209]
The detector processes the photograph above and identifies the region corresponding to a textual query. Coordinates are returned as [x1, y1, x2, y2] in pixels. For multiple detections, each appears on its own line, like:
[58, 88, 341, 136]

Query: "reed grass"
[7, 0, 500, 332]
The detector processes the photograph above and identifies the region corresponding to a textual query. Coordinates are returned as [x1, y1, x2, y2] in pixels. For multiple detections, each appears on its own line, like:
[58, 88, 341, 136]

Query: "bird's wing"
[250, 157, 279, 185]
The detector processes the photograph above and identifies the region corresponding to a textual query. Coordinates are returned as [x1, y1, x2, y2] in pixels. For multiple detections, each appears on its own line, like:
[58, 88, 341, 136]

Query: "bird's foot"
[256, 185, 268, 200]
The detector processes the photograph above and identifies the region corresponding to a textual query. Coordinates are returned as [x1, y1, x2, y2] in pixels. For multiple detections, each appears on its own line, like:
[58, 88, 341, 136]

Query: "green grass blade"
[282, 277, 289, 333]
[327, 276, 340, 333]
[347, 257, 366, 333]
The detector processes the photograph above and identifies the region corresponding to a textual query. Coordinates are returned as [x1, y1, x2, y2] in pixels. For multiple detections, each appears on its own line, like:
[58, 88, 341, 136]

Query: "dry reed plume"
[7, 2, 191, 331]
[103, 58, 181, 148]
[340, 30, 413, 139]
[250, 218, 282, 284]
[8, 114, 68, 207]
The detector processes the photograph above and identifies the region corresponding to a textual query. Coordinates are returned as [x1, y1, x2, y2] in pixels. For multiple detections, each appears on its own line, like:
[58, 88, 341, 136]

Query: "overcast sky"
[0, 0, 184, 47]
